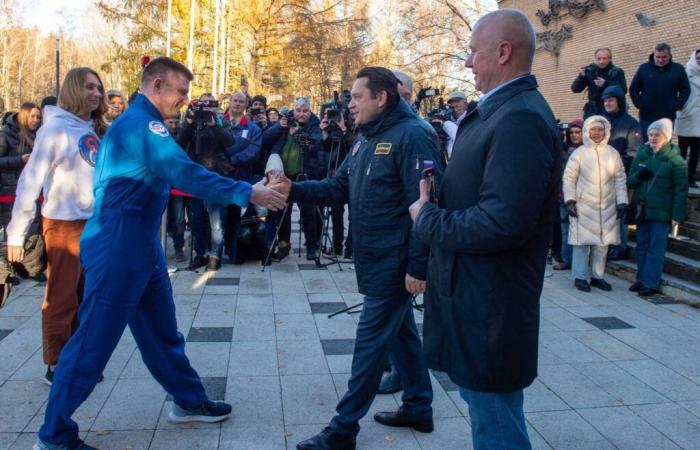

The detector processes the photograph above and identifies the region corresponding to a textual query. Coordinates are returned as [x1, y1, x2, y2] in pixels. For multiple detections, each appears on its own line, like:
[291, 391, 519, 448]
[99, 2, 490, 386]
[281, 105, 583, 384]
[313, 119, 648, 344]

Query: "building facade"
[498, 0, 700, 122]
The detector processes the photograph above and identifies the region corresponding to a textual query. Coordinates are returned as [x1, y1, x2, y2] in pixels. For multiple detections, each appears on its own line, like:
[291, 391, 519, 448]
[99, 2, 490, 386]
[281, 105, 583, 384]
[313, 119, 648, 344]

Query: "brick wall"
[498, 0, 700, 122]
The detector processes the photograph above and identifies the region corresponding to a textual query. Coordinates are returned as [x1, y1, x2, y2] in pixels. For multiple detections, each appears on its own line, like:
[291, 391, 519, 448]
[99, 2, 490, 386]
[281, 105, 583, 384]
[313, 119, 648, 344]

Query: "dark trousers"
[331, 204, 345, 253]
[679, 136, 700, 184]
[279, 202, 320, 250]
[329, 293, 433, 436]
[635, 220, 670, 289]
[167, 195, 187, 250]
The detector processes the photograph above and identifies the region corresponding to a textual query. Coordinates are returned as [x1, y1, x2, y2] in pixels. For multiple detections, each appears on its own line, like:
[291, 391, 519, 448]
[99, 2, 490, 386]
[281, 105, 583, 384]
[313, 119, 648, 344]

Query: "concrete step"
[679, 221, 700, 241]
[606, 258, 700, 304]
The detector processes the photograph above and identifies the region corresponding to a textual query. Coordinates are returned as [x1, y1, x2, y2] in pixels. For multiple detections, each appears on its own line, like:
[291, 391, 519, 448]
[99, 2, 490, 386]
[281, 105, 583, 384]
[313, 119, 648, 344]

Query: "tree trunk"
[187, 0, 196, 71]
[212, 0, 219, 95]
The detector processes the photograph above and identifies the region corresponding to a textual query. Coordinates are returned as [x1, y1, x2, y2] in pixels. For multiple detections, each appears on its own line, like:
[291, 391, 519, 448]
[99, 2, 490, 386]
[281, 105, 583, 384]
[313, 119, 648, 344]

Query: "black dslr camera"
[190, 99, 219, 122]
[284, 110, 299, 128]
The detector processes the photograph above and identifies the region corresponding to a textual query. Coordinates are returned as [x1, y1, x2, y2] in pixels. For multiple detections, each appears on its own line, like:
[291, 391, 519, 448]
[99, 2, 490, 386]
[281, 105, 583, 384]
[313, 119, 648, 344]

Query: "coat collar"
[133, 93, 164, 121]
[474, 75, 539, 121]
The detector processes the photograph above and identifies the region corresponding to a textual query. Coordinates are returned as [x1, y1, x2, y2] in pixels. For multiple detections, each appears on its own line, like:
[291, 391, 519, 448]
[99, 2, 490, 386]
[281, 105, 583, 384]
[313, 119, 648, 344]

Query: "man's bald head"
[466, 8, 536, 94]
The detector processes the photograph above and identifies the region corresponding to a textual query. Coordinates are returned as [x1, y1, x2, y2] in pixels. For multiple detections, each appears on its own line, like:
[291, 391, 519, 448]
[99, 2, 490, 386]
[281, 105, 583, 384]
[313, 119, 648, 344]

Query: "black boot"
[296, 427, 356, 450]
[373, 406, 434, 433]
[590, 278, 612, 291]
[574, 279, 591, 292]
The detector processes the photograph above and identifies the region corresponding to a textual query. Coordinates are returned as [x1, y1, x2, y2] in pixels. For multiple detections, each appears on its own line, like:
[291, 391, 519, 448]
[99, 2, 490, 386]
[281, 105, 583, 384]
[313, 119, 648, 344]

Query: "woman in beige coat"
[563, 115, 628, 292]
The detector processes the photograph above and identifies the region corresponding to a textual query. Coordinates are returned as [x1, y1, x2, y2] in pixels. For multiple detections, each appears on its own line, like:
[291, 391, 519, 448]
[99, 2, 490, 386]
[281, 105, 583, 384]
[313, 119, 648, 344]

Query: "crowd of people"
[0, 7, 698, 450]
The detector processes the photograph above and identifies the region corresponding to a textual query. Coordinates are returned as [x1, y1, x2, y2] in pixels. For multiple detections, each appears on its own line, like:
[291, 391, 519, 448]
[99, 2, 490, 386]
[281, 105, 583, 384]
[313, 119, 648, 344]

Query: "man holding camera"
[269, 96, 325, 260]
[177, 93, 235, 271]
[271, 67, 438, 450]
[572, 48, 627, 118]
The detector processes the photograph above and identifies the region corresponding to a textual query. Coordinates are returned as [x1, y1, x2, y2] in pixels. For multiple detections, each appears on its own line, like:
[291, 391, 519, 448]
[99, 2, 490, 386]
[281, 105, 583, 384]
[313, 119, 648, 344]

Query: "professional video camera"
[249, 107, 264, 117]
[414, 87, 440, 112]
[190, 99, 219, 122]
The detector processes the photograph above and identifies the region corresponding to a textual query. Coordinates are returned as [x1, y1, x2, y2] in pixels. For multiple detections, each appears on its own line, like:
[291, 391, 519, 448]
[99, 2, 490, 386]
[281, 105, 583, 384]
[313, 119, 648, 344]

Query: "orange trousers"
[41, 218, 86, 365]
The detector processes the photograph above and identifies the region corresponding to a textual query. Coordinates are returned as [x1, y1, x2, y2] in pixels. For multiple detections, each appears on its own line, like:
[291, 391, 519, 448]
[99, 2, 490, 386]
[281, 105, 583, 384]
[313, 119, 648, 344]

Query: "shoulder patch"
[149, 120, 170, 137]
[374, 142, 392, 155]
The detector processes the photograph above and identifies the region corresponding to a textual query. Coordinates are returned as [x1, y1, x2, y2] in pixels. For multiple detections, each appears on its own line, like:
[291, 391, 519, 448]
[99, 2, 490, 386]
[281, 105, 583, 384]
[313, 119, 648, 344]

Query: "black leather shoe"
[189, 255, 208, 269]
[377, 371, 402, 395]
[574, 279, 591, 292]
[638, 286, 660, 297]
[629, 281, 643, 292]
[590, 278, 612, 291]
[306, 247, 318, 261]
[373, 407, 434, 433]
[296, 427, 356, 450]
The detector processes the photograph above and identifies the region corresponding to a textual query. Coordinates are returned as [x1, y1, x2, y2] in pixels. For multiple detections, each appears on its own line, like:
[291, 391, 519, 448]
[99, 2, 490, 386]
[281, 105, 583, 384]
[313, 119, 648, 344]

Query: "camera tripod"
[327, 294, 424, 318]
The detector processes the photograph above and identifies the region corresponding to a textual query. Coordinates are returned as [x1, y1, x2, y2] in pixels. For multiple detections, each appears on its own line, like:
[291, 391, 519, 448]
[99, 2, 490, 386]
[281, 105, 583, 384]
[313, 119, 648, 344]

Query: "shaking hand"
[409, 179, 430, 222]
[250, 178, 286, 211]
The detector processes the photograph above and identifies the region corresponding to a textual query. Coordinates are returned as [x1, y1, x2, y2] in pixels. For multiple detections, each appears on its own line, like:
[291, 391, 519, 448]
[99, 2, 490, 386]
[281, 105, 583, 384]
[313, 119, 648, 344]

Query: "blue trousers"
[330, 294, 433, 436]
[39, 222, 207, 444]
[559, 200, 572, 263]
[635, 220, 670, 289]
[460, 387, 531, 450]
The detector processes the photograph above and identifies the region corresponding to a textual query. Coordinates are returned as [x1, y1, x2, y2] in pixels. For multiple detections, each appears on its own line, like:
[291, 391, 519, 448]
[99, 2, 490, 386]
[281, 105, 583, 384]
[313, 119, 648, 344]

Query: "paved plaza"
[1, 227, 700, 449]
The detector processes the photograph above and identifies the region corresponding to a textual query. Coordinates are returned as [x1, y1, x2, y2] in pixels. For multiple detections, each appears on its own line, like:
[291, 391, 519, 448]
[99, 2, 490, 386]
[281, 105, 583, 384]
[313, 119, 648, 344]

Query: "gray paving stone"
[191, 294, 235, 328]
[607, 328, 687, 361]
[680, 400, 700, 419]
[92, 378, 165, 430]
[301, 271, 338, 294]
[281, 374, 338, 425]
[229, 340, 278, 376]
[186, 326, 233, 343]
[578, 406, 682, 450]
[616, 359, 700, 401]
[84, 429, 153, 450]
[237, 276, 272, 294]
[277, 339, 328, 375]
[308, 293, 346, 304]
[183, 343, 230, 377]
[150, 428, 220, 450]
[412, 417, 471, 450]
[539, 331, 607, 363]
[320, 338, 356, 356]
[523, 379, 570, 412]
[275, 313, 319, 341]
[326, 354, 353, 373]
[0, 315, 42, 382]
[630, 402, 700, 450]
[572, 361, 670, 405]
[526, 410, 615, 450]
[224, 376, 283, 426]
[0, 329, 11, 342]
[0, 434, 18, 450]
[236, 294, 273, 315]
[0, 295, 42, 317]
[272, 293, 311, 314]
[233, 313, 275, 341]
[0, 316, 30, 330]
[8, 433, 39, 450]
[567, 330, 646, 361]
[219, 423, 286, 450]
[314, 312, 358, 340]
[0, 380, 45, 432]
[431, 370, 459, 392]
[537, 364, 621, 408]
[206, 277, 239, 286]
[310, 302, 348, 314]
[421, 373, 463, 418]
[582, 316, 634, 330]
[541, 307, 599, 331]
[354, 420, 422, 449]
[596, 305, 668, 328]
[632, 303, 698, 328]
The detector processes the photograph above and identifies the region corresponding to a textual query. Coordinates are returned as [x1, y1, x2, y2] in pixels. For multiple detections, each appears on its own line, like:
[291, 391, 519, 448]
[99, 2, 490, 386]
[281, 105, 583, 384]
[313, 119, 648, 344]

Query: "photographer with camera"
[177, 93, 234, 271]
[572, 48, 627, 119]
[269, 96, 325, 260]
[224, 92, 262, 264]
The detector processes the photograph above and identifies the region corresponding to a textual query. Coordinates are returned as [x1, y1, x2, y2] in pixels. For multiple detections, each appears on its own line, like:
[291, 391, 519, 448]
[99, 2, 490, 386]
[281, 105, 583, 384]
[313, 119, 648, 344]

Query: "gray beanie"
[647, 118, 673, 140]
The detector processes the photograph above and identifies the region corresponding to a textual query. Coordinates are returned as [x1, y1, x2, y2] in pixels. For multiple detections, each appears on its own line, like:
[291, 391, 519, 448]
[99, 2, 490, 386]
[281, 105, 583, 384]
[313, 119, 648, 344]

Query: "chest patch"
[374, 142, 392, 155]
[149, 120, 170, 137]
[78, 133, 100, 167]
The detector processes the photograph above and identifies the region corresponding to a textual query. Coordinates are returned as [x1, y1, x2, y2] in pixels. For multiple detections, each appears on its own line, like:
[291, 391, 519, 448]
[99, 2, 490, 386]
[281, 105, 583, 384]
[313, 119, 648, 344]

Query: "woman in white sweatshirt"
[6, 67, 108, 384]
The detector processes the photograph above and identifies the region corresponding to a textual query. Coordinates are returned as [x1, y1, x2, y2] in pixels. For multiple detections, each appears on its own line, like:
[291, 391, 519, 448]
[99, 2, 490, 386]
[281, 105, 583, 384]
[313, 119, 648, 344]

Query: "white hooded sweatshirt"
[675, 50, 700, 138]
[6, 106, 98, 246]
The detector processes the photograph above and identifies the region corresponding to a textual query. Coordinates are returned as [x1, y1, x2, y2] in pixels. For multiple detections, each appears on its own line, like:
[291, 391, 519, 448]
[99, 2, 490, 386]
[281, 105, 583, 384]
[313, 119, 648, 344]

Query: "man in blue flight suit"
[34, 57, 287, 450]
[272, 67, 438, 450]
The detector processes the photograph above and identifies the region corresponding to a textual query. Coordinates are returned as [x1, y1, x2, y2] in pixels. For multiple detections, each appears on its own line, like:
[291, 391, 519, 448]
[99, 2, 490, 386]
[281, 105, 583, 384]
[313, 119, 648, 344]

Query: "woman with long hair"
[0, 102, 42, 229]
[6, 67, 107, 385]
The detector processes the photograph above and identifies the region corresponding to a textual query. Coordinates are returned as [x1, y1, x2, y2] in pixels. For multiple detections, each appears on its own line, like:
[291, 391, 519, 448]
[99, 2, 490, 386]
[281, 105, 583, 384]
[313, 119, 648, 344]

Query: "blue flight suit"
[38, 94, 252, 445]
[289, 99, 439, 437]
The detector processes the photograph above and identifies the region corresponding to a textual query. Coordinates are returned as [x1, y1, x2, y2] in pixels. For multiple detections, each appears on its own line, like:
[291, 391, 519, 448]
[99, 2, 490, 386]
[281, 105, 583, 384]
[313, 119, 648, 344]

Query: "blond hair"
[58, 67, 108, 137]
[17, 102, 40, 152]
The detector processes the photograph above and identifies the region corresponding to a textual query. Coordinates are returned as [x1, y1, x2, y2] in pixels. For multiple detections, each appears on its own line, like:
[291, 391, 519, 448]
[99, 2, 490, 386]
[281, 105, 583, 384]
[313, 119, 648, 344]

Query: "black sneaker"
[574, 279, 591, 292]
[34, 437, 98, 449]
[306, 247, 318, 261]
[629, 281, 642, 292]
[590, 278, 612, 291]
[205, 256, 221, 272]
[168, 400, 232, 423]
[189, 255, 208, 269]
[44, 366, 54, 386]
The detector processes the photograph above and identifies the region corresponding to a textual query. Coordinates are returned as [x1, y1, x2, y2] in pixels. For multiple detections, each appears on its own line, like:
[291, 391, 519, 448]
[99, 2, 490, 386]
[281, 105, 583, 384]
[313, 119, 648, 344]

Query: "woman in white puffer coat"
[563, 115, 628, 292]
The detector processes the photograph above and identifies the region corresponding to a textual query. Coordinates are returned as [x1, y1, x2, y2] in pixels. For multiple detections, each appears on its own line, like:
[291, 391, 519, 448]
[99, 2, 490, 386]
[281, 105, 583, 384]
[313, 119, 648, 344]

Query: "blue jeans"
[635, 220, 670, 289]
[559, 200, 572, 263]
[459, 388, 531, 450]
[189, 198, 227, 259]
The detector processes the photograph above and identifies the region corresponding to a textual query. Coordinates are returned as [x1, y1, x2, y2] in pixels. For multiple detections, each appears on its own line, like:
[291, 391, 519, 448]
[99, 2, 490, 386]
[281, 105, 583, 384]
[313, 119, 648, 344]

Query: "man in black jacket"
[571, 48, 627, 118]
[630, 43, 691, 138]
[410, 10, 561, 450]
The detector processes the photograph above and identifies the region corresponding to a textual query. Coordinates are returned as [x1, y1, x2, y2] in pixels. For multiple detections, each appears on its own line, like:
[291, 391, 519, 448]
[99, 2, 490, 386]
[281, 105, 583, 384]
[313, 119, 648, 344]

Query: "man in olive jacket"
[410, 10, 561, 450]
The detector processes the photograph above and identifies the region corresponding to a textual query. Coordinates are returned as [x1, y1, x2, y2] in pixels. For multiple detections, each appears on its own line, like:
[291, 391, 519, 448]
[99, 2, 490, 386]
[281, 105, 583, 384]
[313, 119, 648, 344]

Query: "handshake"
[249, 154, 293, 212]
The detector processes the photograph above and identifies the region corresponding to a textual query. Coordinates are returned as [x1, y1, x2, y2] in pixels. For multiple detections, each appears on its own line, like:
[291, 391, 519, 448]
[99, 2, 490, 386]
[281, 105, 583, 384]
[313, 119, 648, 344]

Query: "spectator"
[676, 49, 700, 188]
[571, 48, 627, 118]
[630, 43, 691, 138]
[446, 91, 468, 122]
[6, 67, 107, 385]
[267, 107, 280, 124]
[39, 96, 57, 115]
[0, 102, 42, 232]
[250, 94, 267, 111]
[177, 93, 235, 271]
[563, 116, 627, 292]
[553, 119, 583, 271]
[601, 85, 643, 260]
[270, 96, 324, 260]
[104, 89, 126, 125]
[628, 119, 688, 297]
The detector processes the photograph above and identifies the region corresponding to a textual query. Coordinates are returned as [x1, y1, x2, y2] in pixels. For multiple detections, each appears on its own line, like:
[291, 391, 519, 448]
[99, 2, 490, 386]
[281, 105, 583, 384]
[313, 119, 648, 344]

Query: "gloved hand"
[616, 204, 627, 220]
[566, 200, 578, 218]
[638, 167, 654, 181]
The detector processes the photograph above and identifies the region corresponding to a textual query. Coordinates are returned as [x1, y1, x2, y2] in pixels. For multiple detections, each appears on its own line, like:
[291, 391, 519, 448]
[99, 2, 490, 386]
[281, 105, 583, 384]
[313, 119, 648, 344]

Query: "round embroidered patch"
[149, 120, 170, 137]
[78, 133, 100, 167]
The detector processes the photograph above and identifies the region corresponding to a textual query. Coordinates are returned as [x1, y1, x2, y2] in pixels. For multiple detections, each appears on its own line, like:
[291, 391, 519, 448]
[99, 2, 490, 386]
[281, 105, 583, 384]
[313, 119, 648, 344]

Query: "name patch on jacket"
[149, 121, 170, 137]
[374, 142, 392, 155]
